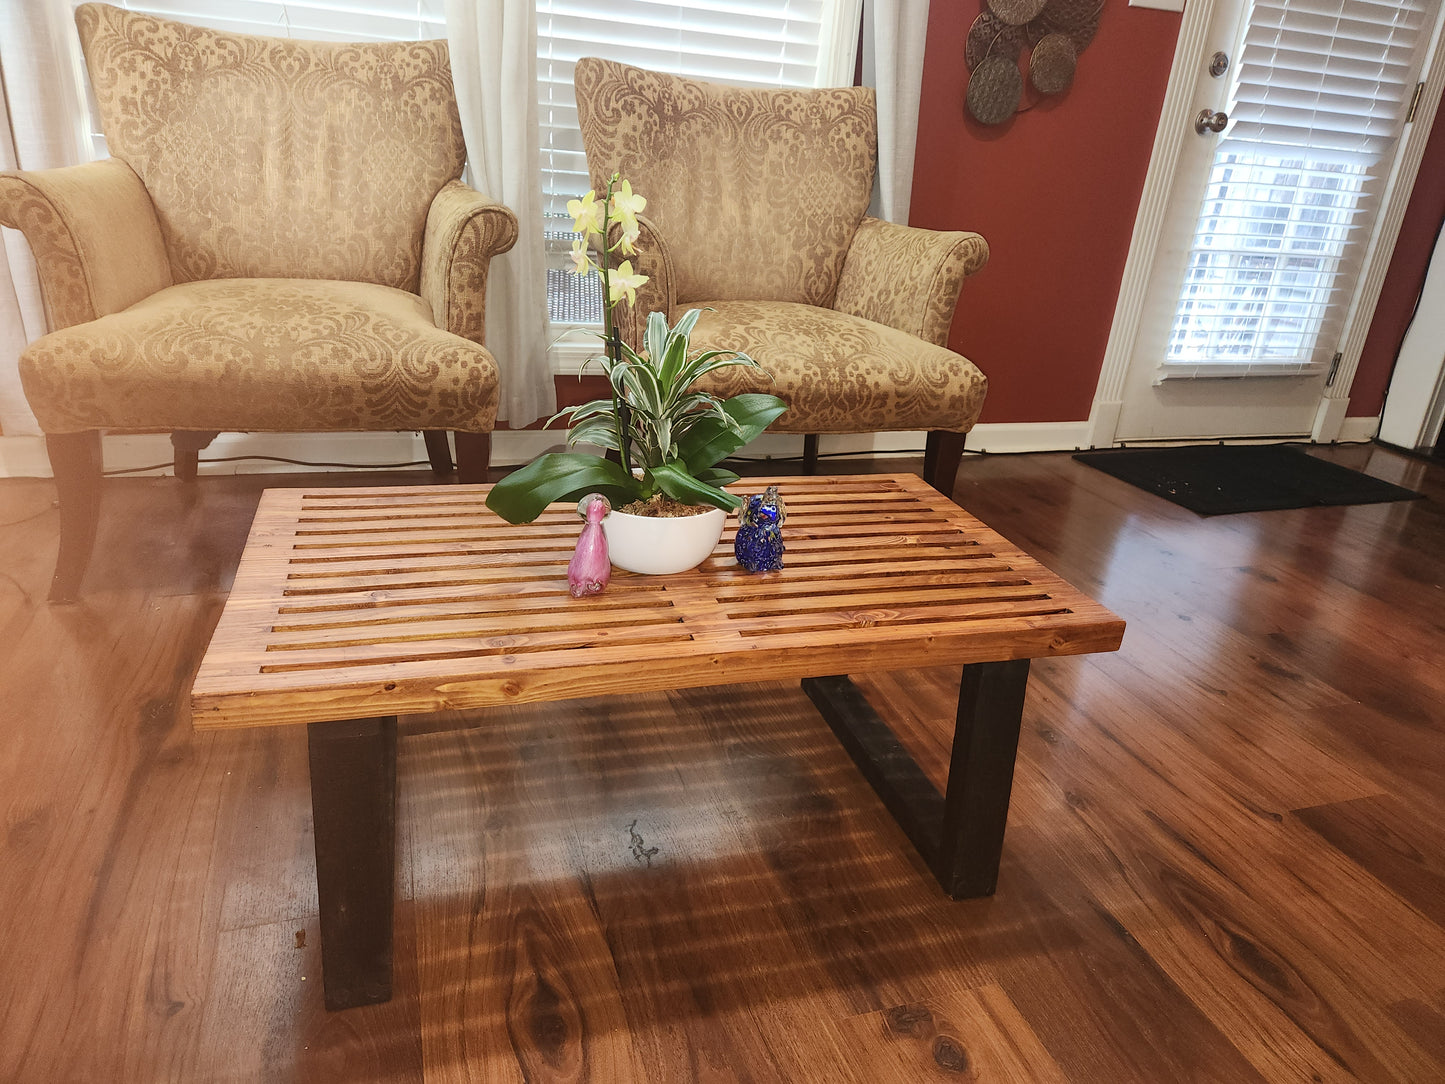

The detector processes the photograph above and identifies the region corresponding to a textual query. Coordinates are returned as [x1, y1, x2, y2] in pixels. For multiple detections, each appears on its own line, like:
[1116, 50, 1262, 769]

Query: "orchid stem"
[598, 174, 633, 478]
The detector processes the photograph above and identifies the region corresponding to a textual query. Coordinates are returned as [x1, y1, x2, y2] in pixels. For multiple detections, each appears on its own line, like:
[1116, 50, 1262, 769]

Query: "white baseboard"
[0, 417, 1387, 479]
[967, 421, 1093, 454]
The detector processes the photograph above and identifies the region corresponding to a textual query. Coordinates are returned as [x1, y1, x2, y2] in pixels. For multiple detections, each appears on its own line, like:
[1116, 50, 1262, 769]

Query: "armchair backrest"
[75, 3, 466, 292]
[574, 57, 877, 309]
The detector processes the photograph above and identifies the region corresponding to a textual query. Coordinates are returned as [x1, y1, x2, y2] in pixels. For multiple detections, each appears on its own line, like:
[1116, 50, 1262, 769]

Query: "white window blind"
[1164, 0, 1439, 379]
[84, 1, 444, 41]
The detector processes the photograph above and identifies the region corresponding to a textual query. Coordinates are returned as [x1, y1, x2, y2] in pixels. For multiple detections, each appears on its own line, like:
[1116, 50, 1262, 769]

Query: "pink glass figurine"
[568, 493, 611, 597]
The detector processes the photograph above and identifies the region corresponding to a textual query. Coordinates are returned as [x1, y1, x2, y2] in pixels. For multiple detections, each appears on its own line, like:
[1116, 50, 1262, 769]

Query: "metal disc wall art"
[1029, 33, 1077, 95]
[966, 0, 1104, 126]
[966, 10, 1027, 69]
[967, 55, 1025, 126]
[988, 0, 1048, 24]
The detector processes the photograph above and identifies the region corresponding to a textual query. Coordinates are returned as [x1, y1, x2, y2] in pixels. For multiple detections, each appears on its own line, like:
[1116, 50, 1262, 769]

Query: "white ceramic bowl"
[601, 506, 727, 574]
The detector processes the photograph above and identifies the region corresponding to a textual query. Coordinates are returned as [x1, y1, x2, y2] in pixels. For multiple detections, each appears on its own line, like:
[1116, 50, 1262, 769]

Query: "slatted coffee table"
[191, 474, 1124, 1009]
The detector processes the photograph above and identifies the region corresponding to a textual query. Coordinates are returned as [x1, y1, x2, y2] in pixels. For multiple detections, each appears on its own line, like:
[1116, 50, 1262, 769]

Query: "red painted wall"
[910, 2, 1183, 425]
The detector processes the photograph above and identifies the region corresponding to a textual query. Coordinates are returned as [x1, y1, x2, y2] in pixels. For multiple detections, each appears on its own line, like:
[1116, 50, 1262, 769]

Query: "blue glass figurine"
[734, 485, 786, 572]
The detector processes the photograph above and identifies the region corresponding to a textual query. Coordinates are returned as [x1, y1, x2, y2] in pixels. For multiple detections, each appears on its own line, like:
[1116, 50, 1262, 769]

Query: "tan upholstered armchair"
[0, 3, 517, 600]
[574, 58, 989, 496]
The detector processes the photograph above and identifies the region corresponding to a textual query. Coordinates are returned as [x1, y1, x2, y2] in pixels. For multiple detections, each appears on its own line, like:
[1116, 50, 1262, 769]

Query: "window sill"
[1155, 361, 1328, 382]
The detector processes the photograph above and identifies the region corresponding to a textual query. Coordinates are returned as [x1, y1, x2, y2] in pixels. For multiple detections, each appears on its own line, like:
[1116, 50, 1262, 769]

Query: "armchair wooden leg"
[803, 434, 820, 475]
[422, 431, 454, 476]
[454, 431, 491, 484]
[924, 430, 967, 499]
[46, 431, 103, 603]
[171, 431, 219, 482]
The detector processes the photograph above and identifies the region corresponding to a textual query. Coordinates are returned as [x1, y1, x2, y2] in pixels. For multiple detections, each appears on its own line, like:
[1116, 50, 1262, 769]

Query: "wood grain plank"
[405, 715, 641, 1084]
[830, 986, 1070, 1083]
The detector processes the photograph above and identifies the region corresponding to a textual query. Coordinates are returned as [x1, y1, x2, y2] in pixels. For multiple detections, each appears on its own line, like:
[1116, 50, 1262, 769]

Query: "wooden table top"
[190, 474, 1124, 730]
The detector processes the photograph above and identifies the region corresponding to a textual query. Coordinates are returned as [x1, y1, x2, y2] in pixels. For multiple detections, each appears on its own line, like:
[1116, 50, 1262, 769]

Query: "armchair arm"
[833, 217, 990, 346]
[0, 158, 171, 331]
[419, 180, 519, 345]
[606, 213, 676, 352]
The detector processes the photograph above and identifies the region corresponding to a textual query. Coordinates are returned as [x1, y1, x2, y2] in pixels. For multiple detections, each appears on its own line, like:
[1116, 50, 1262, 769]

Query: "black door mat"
[1073, 444, 1423, 516]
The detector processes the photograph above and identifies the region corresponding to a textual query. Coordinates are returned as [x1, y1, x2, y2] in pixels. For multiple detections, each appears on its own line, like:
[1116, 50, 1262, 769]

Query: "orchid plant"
[485, 174, 787, 525]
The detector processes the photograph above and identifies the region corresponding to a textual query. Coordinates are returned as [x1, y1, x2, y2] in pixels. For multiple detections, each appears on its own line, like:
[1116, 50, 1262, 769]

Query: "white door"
[1107, 0, 1443, 443]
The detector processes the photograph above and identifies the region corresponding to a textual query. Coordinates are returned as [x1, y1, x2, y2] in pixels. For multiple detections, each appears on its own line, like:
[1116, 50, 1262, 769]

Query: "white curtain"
[0, 0, 91, 436]
[860, 0, 931, 224]
[445, 0, 554, 428]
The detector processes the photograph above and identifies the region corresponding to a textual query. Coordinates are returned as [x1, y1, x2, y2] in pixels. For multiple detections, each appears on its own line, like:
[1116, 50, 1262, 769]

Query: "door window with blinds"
[1164, 0, 1439, 379]
[72, 0, 855, 325]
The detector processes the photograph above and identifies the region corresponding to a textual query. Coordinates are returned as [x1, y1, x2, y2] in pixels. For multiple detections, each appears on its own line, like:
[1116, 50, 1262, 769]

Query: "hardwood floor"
[0, 444, 1441, 1082]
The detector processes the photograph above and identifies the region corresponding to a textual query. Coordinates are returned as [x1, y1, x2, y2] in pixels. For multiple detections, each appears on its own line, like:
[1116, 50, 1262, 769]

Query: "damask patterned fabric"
[420, 181, 520, 346]
[75, 2, 467, 290]
[574, 57, 876, 309]
[682, 302, 987, 434]
[0, 159, 171, 331]
[834, 217, 990, 347]
[18, 280, 499, 434]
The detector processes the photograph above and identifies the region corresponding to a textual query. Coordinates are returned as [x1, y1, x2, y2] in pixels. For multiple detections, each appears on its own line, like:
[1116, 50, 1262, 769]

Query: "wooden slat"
[191, 475, 1125, 730]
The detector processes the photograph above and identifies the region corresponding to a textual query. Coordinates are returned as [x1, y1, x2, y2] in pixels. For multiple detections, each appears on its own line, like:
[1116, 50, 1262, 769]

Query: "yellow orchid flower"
[615, 223, 641, 256]
[569, 237, 594, 276]
[610, 178, 647, 228]
[566, 190, 605, 236]
[608, 260, 649, 306]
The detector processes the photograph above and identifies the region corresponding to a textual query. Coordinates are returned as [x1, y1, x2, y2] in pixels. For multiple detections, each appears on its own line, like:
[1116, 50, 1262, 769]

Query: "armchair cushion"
[74, 2, 467, 290]
[683, 301, 987, 435]
[19, 279, 498, 434]
[574, 57, 876, 308]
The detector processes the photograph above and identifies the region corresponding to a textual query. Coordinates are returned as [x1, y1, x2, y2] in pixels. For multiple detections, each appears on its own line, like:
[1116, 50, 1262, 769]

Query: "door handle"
[1195, 109, 1228, 134]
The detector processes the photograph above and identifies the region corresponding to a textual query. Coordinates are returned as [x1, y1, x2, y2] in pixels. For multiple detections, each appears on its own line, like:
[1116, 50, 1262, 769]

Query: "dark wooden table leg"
[307, 716, 398, 1010]
[935, 659, 1031, 897]
[803, 658, 1031, 900]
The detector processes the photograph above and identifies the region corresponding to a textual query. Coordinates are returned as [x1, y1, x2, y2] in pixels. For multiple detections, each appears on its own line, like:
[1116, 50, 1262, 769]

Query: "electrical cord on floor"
[102, 455, 434, 477]
[0, 506, 55, 528]
[0, 568, 35, 608]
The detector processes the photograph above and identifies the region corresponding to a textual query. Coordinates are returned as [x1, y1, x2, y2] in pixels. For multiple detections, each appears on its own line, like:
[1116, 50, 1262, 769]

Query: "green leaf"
[696, 466, 740, 487]
[565, 415, 621, 451]
[484, 452, 643, 524]
[643, 309, 669, 367]
[559, 398, 616, 423]
[658, 308, 703, 381]
[650, 459, 741, 512]
[676, 393, 788, 473]
[673, 349, 760, 396]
